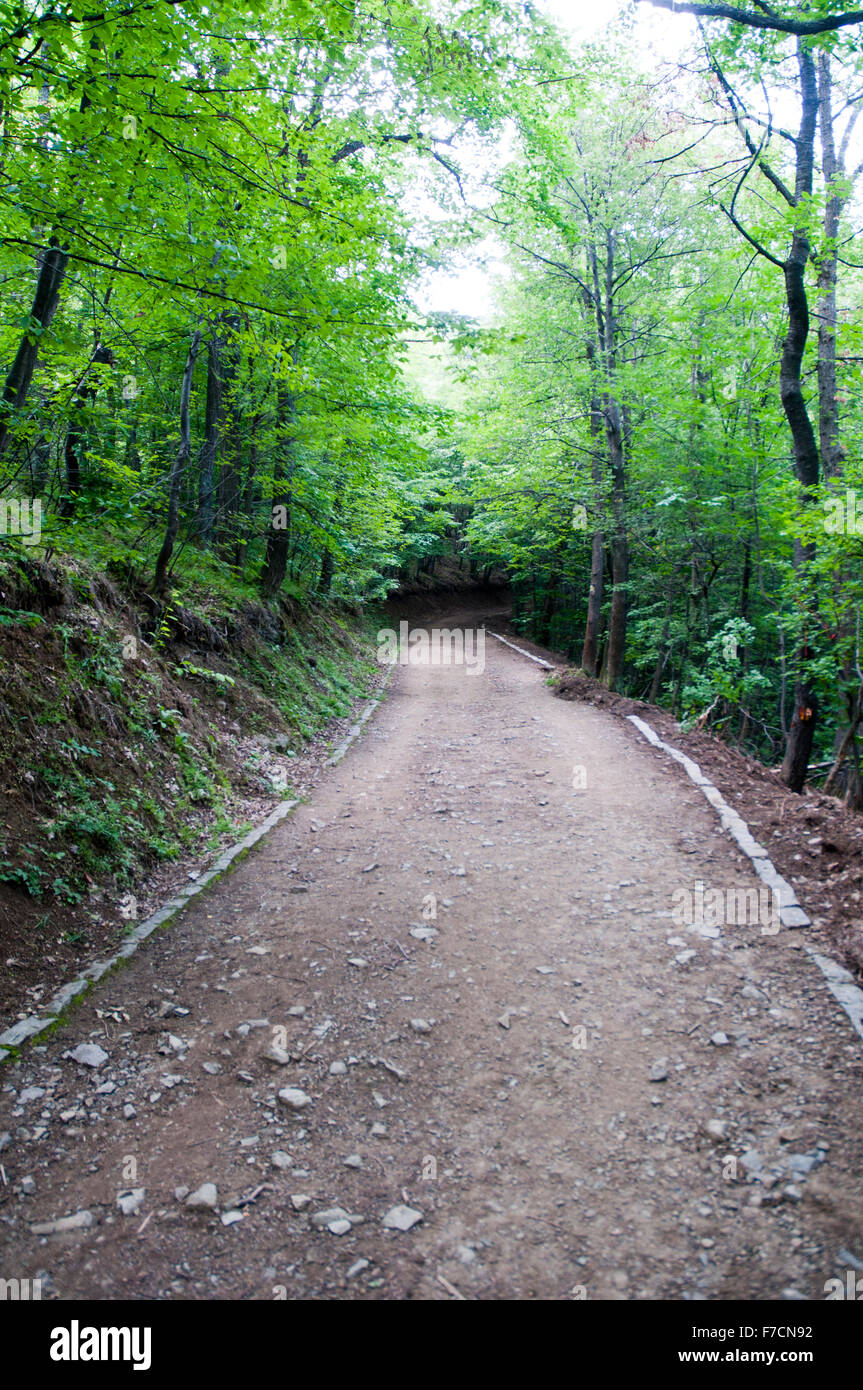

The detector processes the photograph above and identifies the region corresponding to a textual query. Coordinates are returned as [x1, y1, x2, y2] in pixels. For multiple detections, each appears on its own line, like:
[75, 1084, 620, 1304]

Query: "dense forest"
[2, 0, 863, 822]
[5, 0, 863, 1325]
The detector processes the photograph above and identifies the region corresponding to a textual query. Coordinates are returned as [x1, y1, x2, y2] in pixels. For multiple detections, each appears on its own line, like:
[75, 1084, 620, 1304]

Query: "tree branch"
[719, 146, 786, 268]
[638, 0, 863, 34]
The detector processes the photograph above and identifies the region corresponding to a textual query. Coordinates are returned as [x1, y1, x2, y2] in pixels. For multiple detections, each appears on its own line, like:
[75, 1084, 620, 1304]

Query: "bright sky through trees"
[417, 0, 688, 318]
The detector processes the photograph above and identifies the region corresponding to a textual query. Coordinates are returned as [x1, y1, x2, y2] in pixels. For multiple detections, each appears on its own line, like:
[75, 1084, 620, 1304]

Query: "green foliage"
[178, 663, 236, 689]
[0, 0, 555, 607]
[0, 608, 42, 628]
[1, 0, 861, 799]
[428, 27, 863, 773]
[681, 621, 771, 728]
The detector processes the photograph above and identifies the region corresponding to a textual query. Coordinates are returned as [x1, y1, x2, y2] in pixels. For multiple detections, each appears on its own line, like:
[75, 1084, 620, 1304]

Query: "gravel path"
[1, 621, 862, 1300]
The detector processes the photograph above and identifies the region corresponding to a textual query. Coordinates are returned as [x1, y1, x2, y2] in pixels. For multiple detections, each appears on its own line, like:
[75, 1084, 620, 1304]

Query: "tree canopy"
[3, 0, 863, 801]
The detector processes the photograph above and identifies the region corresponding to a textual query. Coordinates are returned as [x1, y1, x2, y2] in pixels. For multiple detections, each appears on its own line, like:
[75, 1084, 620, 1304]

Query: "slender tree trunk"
[124, 421, 140, 472]
[582, 529, 605, 675]
[581, 329, 605, 676]
[215, 326, 241, 557]
[218, 400, 242, 563]
[0, 238, 69, 457]
[599, 233, 629, 690]
[30, 434, 50, 495]
[318, 545, 334, 596]
[318, 492, 340, 596]
[153, 330, 202, 593]
[197, 332, 223, 545]
[539, 580, 556, 645]
[815, 53, 862, 806]
[61, 343, 114, 516]
[604, 395, 628, 690]
[261, 348, 299, 600]
[780, 44, 821, 793]
[649, 586, 674, 704]
[815, 52, 850, 482]
[740, 538, 752, 620]
[583, 228, 629, 689]
[235, 413, 261, 572]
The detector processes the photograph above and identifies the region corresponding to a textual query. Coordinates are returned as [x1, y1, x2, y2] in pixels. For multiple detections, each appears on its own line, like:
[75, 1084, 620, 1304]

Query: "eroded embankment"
[0, 550, 381, 1026]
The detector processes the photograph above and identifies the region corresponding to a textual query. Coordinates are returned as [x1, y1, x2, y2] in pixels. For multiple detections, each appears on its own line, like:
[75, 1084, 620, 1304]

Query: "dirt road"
[2, 619, 862, 1300]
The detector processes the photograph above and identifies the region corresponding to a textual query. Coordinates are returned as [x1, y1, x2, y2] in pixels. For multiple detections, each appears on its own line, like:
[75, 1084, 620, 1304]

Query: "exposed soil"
[0, 554, 381, 1029]
[0, 611, 861, 1301]
[0, 668, 386, 1032]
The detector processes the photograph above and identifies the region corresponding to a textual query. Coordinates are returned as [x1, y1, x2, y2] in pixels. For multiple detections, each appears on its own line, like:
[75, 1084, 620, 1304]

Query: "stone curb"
[480, 632, 863, 1048]
[487, 630, 557, 670]
[626, 715, 807, 929]
[325, 665, 392, 765]
[0, 673, 393, 1063]
[626, 714, 863, 1045]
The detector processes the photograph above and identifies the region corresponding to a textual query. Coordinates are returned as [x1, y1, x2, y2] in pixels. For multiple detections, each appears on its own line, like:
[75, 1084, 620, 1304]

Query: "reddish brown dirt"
[1, 614, 861, 1301]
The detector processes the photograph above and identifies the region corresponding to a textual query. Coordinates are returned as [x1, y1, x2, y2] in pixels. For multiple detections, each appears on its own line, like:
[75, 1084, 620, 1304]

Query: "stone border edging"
[325, 665, 392, 765]
[805, 949, 863, 1043]
[0, 670, 394, 1062]
[625, 713, 863, 1046]
[626, 715, 809, 929]
[487, 630, 557, 670]
[482, 631, 863, 1047]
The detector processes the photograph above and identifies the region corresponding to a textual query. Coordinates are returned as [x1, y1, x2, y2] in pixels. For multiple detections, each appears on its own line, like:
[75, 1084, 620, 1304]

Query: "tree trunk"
[260, 396, 295, 598]
[780, 43, 821, 794]
[598, 231, 629, 690]
[815, 52, 863, 803]
[30, 434, 50, 495]
[153, 330, 202, 593]
[815, 53, 849, 481]
[61, 343, 115, 516]
[261, 349, 300, 601]
[649, 586, 674, 705]
[0, 238, 69, 457]
[197, 332, 223, 545]
[582, 529, 605, 675]
[580, 329, 605, 676]
[234, 414, 261, 572]
[318, 544, 334, 596]
[318, 493, 340, 596]
[215, 327, 241, 558]
[604, 396, 629, 690]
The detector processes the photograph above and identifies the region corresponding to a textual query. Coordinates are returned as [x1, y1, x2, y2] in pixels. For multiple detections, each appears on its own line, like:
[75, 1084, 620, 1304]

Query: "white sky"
[416, 0, 637, 320]
[415, 2, 858, 325]
[541, 0, 626, 39]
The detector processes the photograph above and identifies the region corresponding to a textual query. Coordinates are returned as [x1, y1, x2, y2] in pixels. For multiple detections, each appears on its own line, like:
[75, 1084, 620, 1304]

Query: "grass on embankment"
[0, 543, 382, 1024]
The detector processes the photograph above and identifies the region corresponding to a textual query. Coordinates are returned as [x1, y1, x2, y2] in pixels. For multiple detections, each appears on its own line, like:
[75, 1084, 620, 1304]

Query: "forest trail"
[1, 612, 862, 1301]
